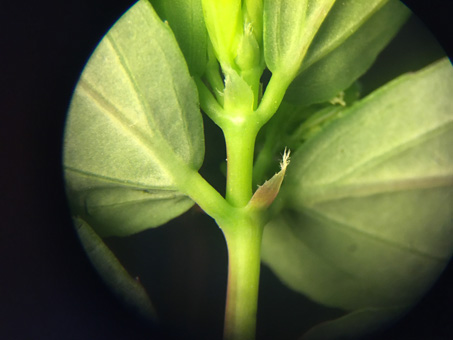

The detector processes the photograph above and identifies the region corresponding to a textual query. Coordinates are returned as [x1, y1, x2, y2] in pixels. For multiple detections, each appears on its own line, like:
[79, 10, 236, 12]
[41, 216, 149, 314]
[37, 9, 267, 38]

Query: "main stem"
[220, 118, 264, 340]
[199, 49, 294, 340]
[223, 120, 259, 207]
[221, 212, 264, 340]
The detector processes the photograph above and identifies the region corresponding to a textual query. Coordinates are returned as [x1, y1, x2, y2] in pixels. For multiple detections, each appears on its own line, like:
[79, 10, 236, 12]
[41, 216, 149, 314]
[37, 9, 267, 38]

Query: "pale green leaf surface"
[262, 216, 443, 311]
[65, 170, 194, 237]
[262, 59, 453, 316]
[151, 0, 208, 76]
[301, 0, 388, 68]
[263, 0, 336, 75]
[64, 0, 204, 236]
[285, 0, 410, 106]
[74, 217, 156, 320]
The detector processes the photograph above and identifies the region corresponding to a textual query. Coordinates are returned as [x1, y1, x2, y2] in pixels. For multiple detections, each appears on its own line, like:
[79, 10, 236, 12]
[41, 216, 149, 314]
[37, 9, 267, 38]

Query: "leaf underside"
[263, 0, 336, 74]
[285, 0, 410, 106]
[262, 58, 453, 338]
[64, 0, 204, 237]
[151, 0, 208, 76]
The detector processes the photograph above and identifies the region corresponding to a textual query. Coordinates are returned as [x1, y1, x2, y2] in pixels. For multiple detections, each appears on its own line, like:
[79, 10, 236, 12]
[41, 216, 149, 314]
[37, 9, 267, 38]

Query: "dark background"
[1, 0, 453, 339]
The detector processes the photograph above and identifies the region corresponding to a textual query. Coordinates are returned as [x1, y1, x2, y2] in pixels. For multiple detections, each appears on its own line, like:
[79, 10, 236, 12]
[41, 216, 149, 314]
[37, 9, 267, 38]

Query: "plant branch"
[195, 77, 227, 127]
[255, 70, 295, 126]
[177, 168, 233, 224]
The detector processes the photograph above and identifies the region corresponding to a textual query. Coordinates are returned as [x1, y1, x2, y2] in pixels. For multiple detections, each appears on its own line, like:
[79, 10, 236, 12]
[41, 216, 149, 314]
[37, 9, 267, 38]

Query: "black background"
[1, 0, 452, 339]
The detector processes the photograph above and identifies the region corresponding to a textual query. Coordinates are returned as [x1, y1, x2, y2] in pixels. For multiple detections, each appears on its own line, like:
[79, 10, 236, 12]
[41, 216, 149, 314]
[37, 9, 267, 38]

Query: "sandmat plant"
[63, 1, 453, 339]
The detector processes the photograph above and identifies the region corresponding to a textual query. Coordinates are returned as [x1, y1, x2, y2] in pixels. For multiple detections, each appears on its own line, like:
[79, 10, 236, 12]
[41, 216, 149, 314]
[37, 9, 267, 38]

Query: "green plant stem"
[217, 66, 296, 340]
[221, 211, 264, 340]
[194, 46, 297, 340]
[255, 70, 295, 125]
[195, 77, 227, 126]
[177, 169, 232, 223]
[223, 120, 260, 207]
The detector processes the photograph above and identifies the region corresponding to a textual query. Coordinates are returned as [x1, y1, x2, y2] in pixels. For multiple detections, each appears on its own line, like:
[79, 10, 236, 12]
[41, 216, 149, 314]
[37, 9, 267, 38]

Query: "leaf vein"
[334, 119, 453, 184]
[300, 206, 448, 262]
[77, 78, 169, 173]
[65, 166, 174, 191]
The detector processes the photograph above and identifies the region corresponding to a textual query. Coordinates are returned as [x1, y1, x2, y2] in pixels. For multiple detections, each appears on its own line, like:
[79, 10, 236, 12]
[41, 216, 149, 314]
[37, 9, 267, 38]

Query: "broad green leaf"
[285, 0, 410, 106]
[64, 0, 204, 237]
[262, 59, 453, 334]
[74, 217, 156, 320]
[64, 172, 196, 237]
[301, 0, 390, 69]
[263, 0, 336, 76]
[151, 0, 208, 76]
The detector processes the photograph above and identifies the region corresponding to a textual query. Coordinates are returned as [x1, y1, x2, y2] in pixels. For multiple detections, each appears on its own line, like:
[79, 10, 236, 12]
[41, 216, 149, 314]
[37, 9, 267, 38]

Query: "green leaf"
[150, 0, 208, 76]
[64, 0, 204, 237]
[285, 0, 410, 106]
[64, 172, 196, 237]
[263, 0, 336, 76]
[201, 0, 243, 66]
[262, 59, 453, 335]
[74, 217, 156, 320]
